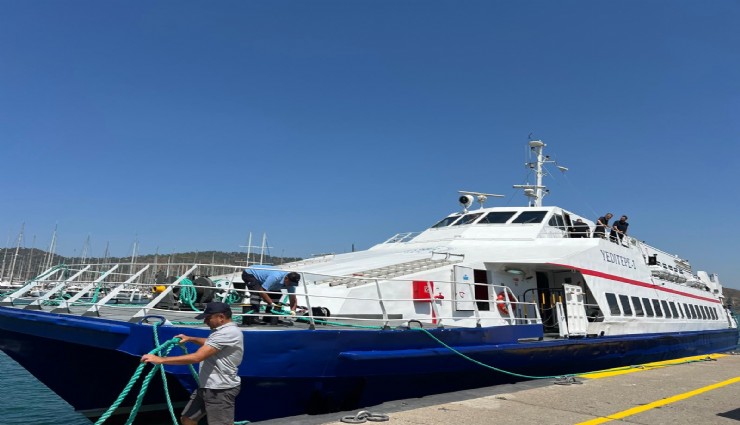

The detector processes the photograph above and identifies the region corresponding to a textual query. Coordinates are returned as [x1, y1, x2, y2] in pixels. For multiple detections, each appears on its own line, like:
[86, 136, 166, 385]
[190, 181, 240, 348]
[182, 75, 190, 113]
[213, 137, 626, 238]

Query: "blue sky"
[1, 1, 738, 288]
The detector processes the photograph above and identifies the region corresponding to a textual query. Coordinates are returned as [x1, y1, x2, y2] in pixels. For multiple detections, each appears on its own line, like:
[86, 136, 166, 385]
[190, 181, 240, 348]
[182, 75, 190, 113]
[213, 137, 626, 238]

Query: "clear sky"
[1, 1, 738, 288]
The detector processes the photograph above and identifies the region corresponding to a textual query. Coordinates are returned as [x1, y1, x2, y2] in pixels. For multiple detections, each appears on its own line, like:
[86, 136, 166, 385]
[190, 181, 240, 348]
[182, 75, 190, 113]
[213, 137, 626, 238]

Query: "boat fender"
[496, 292, 516, 315]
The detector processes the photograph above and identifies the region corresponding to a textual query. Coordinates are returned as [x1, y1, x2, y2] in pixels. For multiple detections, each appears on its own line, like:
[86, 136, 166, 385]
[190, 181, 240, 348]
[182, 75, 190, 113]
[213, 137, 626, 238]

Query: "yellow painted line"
[579, 353, 726, 379]
[575, 375, 740, 425]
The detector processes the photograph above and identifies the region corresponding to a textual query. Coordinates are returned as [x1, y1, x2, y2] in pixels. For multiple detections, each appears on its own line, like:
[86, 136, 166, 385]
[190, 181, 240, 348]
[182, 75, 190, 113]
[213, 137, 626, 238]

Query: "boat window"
[682, 304, 690, 319]
[652, 299, 663, 317]
[605, 293, 621, 315]
[478, 211, 517, 224]
[688, 304, 697, 319]
[642, 298, 654, 317]
[669, 302, 679, 318]
[431, 215, 461, 228]
[707, 306, 714, 320]
[631, 296, 644, 316]
[660, 300, 672, 318]
[711, 307, 718, 320]
[619, 295, 633, 316]
[700, 306, 708, 320]
[452, 212, 484, 226]
[511, 211, 548, 224]
[548, 214, 566, 230]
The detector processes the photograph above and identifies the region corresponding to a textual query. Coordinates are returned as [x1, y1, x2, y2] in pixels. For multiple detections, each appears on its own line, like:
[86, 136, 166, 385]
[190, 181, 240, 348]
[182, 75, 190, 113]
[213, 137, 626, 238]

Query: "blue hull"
[0, 306, 737, 422]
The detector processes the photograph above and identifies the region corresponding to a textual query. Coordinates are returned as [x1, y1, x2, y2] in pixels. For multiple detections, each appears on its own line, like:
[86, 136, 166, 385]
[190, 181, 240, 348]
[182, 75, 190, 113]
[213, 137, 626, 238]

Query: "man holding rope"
[141, 301, 243, 425]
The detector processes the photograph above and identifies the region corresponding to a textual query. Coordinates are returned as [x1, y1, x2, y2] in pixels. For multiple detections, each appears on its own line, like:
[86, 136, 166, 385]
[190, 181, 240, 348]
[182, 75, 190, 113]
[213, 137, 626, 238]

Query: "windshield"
[511, 211, 548, 224]
[431, 215, 461, 228]
[452, 212, 483, 226]
[478, 211, 517, 224]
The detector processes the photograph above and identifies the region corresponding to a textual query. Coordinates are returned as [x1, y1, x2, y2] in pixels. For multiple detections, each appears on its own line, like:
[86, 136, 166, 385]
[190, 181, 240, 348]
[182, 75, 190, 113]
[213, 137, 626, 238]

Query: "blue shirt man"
[241, 267, 301, 323]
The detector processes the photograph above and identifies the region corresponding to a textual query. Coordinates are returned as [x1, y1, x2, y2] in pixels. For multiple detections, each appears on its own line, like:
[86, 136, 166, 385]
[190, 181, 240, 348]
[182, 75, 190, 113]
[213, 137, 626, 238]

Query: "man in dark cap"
[141, 302, 244, 425]
[239, 266, 301, 325]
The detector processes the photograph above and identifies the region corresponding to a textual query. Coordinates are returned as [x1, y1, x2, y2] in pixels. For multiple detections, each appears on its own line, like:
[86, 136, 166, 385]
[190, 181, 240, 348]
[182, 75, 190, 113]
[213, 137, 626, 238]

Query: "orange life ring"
[496, 291, 517, 315]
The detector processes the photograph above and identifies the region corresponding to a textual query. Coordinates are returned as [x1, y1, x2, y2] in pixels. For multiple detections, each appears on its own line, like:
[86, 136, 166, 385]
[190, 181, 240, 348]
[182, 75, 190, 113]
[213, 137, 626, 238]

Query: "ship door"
[562, 284, 587, 337]
[474, 269, 490, 311]
[453, 265, 475, 311]
[536, 272, 555, 331]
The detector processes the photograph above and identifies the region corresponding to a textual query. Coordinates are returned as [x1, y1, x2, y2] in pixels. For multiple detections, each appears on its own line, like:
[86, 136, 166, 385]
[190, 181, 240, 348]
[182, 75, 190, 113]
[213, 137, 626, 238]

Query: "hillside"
[724, 287, 740, 313]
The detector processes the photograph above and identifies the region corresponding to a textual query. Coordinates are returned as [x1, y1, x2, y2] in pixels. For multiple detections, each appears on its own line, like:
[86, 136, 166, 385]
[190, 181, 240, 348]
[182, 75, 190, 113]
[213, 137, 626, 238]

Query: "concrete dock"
[264, 352, 740, 425]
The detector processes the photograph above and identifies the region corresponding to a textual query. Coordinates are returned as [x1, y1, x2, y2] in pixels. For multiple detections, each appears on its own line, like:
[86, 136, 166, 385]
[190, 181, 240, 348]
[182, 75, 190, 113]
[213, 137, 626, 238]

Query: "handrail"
[8, 262, 545, 329]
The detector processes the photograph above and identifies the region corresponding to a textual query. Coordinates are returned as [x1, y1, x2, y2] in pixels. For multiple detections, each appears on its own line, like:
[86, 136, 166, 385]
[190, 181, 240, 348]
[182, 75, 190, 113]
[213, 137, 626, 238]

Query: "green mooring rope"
[411, 327, 722, 379]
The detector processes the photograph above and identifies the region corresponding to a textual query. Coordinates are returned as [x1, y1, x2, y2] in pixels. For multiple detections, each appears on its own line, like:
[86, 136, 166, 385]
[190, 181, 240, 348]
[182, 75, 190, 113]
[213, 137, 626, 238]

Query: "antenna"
[514, 139, 568, 207]
[458, 190, 504, 211]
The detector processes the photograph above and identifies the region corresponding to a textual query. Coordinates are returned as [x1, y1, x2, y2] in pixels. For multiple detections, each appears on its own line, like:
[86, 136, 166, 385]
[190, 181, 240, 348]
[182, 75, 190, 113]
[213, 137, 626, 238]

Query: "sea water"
[0, 351, 92, 425]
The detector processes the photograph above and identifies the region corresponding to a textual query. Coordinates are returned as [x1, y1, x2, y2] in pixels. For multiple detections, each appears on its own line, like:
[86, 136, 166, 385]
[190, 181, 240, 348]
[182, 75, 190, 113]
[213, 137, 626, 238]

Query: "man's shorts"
[182, 386, 241, 425]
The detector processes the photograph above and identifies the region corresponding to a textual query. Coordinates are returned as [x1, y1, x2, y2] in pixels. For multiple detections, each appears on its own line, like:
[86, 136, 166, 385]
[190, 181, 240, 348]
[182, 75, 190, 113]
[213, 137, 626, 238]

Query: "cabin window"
[548, 214, 566, 230]
[711, 307, 718, 320]
[700, 306, 708, 320]
[682, 304, 690, 319]
[631, 296, 644, 316]
[669, 302, 679, 318]
[452, 212, 484, 226]
[706, 306, 714, 320]
[619, 295, 633, 316]
[605, 293, 621, 315]
[511, 211, 548, 224]
[652, 299, 663, 317]
[432, 215, 461, 228]
[687, 304, 696, 319]
[695, 305, 704, 320]
[642, 298, 654, 317]
[660, 300, 671, 318]
[478, 211, 516, 224]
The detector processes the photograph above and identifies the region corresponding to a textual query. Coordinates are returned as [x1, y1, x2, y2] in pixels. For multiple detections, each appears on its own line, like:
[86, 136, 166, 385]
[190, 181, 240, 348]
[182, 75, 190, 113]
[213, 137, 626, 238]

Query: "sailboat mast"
[8, 223, 24, 284]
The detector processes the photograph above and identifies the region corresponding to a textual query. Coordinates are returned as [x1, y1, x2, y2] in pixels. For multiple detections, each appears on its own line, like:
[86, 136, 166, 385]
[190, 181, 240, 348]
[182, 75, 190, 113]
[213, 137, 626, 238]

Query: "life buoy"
[496, 291, 517, 315]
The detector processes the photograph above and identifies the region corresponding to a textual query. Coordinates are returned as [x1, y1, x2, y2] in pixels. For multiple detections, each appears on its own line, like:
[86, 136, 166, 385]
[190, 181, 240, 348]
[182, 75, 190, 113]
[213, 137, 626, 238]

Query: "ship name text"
[600, 250, 636, 269]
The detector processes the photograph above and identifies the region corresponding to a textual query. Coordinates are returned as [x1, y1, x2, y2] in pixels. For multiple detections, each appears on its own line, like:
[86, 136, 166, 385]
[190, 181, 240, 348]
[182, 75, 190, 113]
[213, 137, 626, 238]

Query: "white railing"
[1, 263, 544, 330]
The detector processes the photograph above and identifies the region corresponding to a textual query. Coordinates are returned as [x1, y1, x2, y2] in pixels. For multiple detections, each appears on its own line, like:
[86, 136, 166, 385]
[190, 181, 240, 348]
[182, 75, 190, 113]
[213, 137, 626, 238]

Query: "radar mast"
[513, 140, 568, 207]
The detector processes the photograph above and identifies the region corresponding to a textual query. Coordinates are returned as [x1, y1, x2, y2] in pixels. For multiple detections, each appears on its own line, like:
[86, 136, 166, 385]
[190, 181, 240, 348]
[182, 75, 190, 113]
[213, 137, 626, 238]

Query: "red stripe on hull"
[547, 263, 720, 303]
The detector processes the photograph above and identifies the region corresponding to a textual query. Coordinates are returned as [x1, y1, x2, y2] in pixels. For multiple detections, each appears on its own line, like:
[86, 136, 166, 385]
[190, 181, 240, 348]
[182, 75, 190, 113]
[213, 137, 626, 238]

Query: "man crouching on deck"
[141, 301, 244, 425]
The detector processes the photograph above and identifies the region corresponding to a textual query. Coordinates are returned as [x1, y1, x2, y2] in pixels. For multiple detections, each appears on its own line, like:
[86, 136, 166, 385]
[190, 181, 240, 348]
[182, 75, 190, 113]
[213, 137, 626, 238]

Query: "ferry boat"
[0, 140, 736, 423]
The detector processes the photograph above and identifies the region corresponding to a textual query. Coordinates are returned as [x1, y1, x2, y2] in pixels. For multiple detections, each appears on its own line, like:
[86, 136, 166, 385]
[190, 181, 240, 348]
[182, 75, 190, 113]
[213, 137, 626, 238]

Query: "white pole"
[0, 236, 10, 281]
[8, 223, 24, 284]
[534, 142, 545, 207]
[259, 233, 266, 265]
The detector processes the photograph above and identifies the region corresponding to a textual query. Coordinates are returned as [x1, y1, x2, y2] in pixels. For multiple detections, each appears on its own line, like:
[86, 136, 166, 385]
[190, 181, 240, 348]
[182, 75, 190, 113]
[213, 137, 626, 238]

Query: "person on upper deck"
[570, 218, 590, 238]
[240, 266, 301, 325]
[592, 213, 613, 239]
[610, 215, 629, 243]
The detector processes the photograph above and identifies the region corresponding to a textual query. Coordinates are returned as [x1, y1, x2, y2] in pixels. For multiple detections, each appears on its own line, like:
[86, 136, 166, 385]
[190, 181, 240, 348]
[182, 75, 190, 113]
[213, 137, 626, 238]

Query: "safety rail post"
[0, 266, 63, 306]
[83, 264, 151, 316]
[299, 272, 317, 330]
[373, 278, 390, 329]
[426, 281, 443, 328]
[507, 286, 517, 323]
[130, 264, 199, 322]
[472, 281, 482, 327]
[52, 264, 120, 313]
[25, 265, 92, 310]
